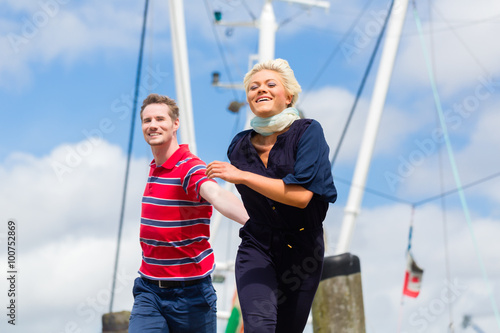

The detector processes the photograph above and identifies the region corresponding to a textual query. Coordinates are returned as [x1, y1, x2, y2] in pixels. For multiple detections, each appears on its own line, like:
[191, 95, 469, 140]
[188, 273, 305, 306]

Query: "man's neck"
[151, 142, 180, 167]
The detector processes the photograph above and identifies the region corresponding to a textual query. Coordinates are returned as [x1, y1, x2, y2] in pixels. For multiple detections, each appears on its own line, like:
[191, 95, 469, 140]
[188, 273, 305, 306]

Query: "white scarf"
[250, 107, 300, 136]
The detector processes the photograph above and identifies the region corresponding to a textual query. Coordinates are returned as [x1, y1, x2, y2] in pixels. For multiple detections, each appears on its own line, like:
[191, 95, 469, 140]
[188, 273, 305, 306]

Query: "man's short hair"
[140, 93, 180, 121]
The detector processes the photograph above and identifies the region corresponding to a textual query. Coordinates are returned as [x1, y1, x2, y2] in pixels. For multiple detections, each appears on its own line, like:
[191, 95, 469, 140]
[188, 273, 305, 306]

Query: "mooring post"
[312, 253, 366, 333]
[102, 311, 131, 333]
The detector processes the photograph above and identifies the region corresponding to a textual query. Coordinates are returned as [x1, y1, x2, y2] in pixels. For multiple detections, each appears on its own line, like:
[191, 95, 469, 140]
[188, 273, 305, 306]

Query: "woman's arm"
[206, 161, 313, 209]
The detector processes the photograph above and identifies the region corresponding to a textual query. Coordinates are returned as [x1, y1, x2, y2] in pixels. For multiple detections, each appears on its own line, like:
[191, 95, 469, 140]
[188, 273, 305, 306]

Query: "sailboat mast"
[335, 0, 410, 254]
[258, 0, 277, 62]
[168, 0, 197, 153]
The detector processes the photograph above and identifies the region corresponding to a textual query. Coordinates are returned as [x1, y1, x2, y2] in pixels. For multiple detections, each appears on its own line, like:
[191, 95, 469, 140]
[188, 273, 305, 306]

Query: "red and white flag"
[403, 252, 424, 298]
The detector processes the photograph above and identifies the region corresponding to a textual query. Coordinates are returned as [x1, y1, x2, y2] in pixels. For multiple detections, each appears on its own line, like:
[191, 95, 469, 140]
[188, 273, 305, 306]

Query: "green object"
[214, 11, 222, 22]
[225, 306, 242, 333]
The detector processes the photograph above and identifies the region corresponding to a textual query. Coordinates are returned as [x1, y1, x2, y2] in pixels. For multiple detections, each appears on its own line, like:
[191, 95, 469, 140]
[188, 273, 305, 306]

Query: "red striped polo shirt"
[139, 144, 217, 281]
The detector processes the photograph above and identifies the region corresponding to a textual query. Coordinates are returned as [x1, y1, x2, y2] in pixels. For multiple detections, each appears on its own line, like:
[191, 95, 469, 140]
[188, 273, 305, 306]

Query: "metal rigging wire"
[412, 0, 500, 327]
[300, 0, 375, 105]
[203, 0, 241, 102]
[241, 0, 257, 21]
[430, 4, 493, 78]
[336, 171, 500, 208]
[109, 0, 149, 314]
[428, 1, 455, 330]
[329, 0, 394, 166]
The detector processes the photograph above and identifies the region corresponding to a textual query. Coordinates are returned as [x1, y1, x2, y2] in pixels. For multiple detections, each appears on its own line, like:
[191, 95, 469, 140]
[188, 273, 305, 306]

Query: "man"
[128, 93, 249, 333]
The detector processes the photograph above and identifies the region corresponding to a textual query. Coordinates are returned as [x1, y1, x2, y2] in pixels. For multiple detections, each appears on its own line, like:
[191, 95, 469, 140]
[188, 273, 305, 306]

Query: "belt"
[142, 276, 206, 288]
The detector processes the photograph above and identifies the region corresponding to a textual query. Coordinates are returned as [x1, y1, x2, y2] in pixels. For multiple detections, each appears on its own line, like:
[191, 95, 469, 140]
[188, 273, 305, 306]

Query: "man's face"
[141, 103, 179, 147]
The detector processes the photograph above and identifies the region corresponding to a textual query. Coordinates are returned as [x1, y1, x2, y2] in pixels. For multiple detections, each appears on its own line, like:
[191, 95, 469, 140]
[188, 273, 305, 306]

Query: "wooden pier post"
[102, 311, 130, 333]
[312, 253, 366, 333]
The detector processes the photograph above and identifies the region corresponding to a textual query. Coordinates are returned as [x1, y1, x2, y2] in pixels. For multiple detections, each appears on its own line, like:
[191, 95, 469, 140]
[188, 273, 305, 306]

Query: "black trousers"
[235, 222, 324, 333]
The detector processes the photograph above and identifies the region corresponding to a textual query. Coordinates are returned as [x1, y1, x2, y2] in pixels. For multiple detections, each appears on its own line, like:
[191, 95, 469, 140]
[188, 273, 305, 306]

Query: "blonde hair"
[243, 58, 302, 107]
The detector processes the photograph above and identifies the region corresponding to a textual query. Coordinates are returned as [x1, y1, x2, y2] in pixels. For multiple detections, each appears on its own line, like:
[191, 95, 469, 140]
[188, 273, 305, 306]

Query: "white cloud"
[1, 0, 500, 331]
[323, 202, 500, 332]
[0, 137, 498, 332]
[0, 140, 147, 332]
[301, 85, 424, 165]
[1, 0, 145, 88]
[0, 140, 149, 251]
[0, 231, 141, 332]
[395, 0, 500, 96]
[389, 97, 500, 203]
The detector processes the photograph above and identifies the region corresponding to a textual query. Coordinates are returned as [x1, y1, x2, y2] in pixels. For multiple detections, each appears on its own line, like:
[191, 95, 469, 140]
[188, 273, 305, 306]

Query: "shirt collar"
[150, 144, 190, 170]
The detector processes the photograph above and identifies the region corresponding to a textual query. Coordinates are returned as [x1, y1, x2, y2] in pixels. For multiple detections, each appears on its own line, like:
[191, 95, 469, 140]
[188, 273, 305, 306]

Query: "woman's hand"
[207, 160, 313, 208]
[206, 161, 245, 184]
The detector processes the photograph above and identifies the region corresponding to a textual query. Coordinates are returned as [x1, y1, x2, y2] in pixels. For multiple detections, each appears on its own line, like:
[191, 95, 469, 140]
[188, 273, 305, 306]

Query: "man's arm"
[199, 181, 249, 225]
[206, 161, 313, 209]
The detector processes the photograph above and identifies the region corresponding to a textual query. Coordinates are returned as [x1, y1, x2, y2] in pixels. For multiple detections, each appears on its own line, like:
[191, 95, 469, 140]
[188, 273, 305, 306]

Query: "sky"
[1, 0, 500, 332]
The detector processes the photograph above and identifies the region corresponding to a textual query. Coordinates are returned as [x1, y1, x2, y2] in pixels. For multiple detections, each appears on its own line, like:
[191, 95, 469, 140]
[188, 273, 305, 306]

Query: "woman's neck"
[251, 127, 289, 167]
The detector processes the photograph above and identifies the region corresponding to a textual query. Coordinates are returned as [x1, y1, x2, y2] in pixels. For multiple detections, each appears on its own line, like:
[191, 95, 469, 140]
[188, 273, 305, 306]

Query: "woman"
[206, 59, 337, 333]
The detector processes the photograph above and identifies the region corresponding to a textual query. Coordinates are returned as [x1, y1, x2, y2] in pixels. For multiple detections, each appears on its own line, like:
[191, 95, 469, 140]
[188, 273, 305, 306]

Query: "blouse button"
[272, 206, 276, 210]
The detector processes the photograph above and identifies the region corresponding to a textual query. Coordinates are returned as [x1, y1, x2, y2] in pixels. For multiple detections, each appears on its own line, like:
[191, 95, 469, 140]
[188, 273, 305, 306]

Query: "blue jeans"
[128, 276, 217, 333]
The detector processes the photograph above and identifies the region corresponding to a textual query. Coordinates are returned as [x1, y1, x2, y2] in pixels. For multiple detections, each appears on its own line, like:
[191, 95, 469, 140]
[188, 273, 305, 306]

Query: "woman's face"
[247, 70, 293, 118]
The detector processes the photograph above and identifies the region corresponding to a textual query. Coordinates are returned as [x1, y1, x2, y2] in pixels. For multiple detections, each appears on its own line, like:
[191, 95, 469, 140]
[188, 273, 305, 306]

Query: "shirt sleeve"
[282, 120, 337, 203]
[181, 160, 217, 202]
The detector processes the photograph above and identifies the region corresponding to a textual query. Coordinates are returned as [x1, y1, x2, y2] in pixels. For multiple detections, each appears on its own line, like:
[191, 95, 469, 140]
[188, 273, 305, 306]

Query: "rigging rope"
[109, 0, 149, 314]
[300, 0, 375, 105]
[412, 1, 500, 328]
[334, 176, 413, 205]
[203, 0, 240, 102]
[430, 4, 492, 78]
[278, 8, 307, 28]
[241, 0, 257, 21]
[335, 170, 500, 211]
[428, 3, 455, 330]
[330, 0, 395, 166]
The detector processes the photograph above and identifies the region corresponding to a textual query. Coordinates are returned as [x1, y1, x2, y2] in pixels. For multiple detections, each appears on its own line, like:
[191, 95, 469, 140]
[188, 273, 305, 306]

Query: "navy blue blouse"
[228, 119, 337, 231]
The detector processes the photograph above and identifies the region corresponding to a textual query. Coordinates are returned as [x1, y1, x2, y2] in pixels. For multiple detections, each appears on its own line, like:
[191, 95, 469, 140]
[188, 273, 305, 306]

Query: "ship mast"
[336, 0, 410, 254]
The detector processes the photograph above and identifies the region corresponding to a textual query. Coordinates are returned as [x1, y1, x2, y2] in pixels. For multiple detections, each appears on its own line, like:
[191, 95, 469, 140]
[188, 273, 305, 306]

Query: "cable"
[109, 0, 149, 314]
[430, 4, 492, 78]
[203, 0, 240, 101]
[330, 0, 394, 166]
[300, 0, 375, 105]
[412, 1, 500, 328]
[278, 8, 307, 28]
[404, 12, 500, 37]
[335, 170, 500, 208]
[428, 2, 455, 331]
[413, 171, 500, 207]
[241, 0, 257, 21]
[334, 175, 413, 205]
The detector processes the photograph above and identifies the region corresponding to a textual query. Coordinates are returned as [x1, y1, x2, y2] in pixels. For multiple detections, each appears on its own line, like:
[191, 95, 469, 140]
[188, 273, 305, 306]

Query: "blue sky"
[1, 0, 500, 332]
